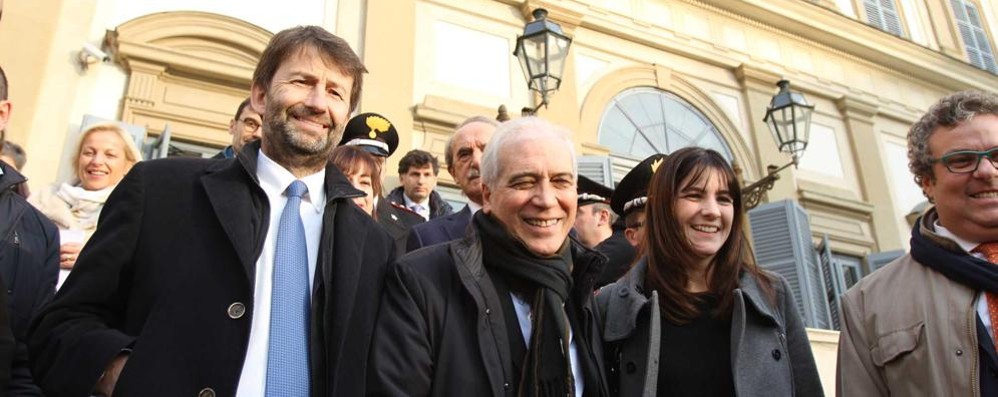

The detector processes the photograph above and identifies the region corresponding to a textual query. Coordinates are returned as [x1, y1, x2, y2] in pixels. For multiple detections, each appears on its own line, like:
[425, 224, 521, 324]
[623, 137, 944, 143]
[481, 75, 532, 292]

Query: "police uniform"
[596, 154, 667, 287]
[341, 113, 423, 257]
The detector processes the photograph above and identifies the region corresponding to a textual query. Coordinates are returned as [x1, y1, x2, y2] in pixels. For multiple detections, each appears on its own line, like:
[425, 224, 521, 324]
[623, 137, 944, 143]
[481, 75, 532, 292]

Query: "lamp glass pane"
[546, 34, 570, 80]
[522, 35, 547, 90]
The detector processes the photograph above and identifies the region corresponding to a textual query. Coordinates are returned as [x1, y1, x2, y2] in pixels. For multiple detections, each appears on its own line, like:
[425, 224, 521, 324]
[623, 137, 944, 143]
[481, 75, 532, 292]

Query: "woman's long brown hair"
[643, 147, 774, 324]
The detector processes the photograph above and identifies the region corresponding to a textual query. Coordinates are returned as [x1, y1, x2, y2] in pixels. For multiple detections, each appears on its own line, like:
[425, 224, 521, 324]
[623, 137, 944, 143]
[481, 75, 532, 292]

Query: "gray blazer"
[595, 258, 824, 397]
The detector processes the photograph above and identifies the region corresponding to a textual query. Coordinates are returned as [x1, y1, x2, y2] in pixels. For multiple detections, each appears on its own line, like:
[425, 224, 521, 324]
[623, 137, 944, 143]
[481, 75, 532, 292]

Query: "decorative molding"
[836, 95, 880, 123]
[108, 11, 273, 146]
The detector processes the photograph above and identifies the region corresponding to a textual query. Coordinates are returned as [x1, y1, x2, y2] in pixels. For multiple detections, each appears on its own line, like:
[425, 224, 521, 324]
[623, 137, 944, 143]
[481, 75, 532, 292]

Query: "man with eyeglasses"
[838, 90, 998, 397]
[213, 98, 263, 159]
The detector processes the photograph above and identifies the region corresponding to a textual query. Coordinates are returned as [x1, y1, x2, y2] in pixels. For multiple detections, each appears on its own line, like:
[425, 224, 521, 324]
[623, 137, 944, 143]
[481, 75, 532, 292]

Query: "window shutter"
[951, 0, 998, 73]
[749, 200, 832, 329]
[865, 249, 905, 273]
[817, 235, 843, 330]
[864, 0, 905, 36]
[577, 156, 615, 187]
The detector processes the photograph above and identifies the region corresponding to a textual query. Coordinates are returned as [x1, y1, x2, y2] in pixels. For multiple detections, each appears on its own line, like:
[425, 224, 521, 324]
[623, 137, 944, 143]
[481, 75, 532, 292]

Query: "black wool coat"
[367, 231, 610, 397]
[28, 143, 395, 397]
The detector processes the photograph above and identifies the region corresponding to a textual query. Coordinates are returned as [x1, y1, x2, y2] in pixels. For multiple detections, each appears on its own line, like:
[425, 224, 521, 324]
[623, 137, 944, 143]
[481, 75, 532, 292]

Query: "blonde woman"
[31, 123, 141, 288]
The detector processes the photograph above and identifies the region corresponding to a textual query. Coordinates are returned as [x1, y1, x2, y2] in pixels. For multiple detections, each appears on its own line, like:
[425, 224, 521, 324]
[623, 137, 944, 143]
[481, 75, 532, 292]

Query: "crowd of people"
[0, 20, 997, 397]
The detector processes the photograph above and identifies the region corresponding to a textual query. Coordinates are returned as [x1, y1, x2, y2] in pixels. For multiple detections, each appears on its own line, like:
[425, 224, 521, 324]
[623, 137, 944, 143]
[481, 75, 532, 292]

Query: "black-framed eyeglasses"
[932, 147, 998, 174]
[240, 118, 261, 133]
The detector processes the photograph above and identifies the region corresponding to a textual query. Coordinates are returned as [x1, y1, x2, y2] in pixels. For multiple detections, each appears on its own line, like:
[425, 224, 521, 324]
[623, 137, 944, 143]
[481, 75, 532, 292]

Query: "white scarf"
[52, 183, 113, 231]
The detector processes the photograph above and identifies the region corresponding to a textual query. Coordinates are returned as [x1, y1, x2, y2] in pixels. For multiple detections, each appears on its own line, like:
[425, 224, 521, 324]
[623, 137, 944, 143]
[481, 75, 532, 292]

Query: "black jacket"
[593, 227, 635, 288]
[28, 142, 395, 397]
[385, 187, 454, 220]
[376, 197, 424, 257]
[367, 231, 609, 397]
[0, 161, 57, 396]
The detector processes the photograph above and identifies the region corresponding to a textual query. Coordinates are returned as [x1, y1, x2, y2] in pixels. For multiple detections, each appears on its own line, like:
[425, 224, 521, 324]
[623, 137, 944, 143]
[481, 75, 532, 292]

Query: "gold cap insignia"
[650, 158, 664, 173]
[365, 115, 391, 139]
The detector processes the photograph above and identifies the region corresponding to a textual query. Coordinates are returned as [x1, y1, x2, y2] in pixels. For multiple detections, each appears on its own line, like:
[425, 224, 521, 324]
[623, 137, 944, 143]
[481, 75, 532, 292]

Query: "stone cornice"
[694, 0, 998, 91]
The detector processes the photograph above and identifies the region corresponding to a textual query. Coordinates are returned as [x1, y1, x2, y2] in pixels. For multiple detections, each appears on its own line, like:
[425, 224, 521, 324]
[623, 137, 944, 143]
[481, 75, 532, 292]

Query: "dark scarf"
[910, 220, 998, 293]
[474, 211, 575, 397]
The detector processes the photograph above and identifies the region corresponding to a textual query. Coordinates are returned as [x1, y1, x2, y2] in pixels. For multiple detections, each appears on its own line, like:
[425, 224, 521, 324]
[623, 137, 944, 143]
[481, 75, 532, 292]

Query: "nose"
[531, 180, 558, 209]
[304, 85, 328, 111]
[250, 128, 263, 140]
[973, 155, 998, 178]
[471, 148, 484, 167]
[700, 197, 721, 218]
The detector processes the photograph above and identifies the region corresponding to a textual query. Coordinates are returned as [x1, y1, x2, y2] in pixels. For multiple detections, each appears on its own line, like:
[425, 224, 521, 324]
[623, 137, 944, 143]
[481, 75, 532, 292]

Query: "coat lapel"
[202, 150, 267, 286]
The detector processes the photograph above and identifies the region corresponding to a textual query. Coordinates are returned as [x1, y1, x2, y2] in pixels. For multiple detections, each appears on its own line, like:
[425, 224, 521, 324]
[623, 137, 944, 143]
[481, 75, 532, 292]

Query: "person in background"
[594, 154, 665, 287]
[837, 90, 998, 396]
[405, 116, 498, 252]
[212, 98, 263, 159]
[29, 122, 141, 289]
[367, 116, 608, 396]
[574, 175, 614, 249]
[597, 147, 823, 396]
[1, 140, 25, 171]
[340, 112, 423, 256]
[387, 149, 453, 221]
[330, 145, 382, 216]
[0, 63, 57, 396]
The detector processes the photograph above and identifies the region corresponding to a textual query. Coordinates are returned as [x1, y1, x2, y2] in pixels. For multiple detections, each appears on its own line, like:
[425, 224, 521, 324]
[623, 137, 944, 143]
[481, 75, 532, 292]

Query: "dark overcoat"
[368, 231, 610, 397]
[404, 206, 472, 253]
[1, 161, 55, 395]
[28, 143, 395, 397]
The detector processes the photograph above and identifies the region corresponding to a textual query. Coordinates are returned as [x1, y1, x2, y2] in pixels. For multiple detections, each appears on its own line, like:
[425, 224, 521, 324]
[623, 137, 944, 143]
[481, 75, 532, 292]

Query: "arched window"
[598, 87, 731, 164]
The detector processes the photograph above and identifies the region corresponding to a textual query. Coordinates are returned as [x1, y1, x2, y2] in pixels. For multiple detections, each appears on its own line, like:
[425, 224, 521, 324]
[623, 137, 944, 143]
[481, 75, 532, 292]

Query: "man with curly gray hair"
[838, 90, 998, 396]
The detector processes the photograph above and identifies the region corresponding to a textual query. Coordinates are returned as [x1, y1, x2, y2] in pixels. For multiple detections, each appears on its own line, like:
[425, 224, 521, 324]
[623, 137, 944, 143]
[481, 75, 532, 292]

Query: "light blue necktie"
[265, 180, 311, 396]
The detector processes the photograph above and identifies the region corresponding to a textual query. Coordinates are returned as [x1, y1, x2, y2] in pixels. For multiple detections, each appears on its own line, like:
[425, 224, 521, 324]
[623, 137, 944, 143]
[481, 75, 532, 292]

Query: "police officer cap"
[340, 112, 399, 157]
[610, 153, 667, 216]
[578, 175, 613, 206]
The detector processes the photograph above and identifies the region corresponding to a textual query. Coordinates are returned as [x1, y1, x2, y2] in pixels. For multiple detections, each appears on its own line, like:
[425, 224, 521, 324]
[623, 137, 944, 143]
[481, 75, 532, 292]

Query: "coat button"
[772, 349, 782, 361]
[625, 361, 637, 373]
[956, 349, 964, 356]
[227, 302, 246, 319]
[485, 308, 492, 315]
[198, 387, 215, 397]
[503, 382, 510, 390]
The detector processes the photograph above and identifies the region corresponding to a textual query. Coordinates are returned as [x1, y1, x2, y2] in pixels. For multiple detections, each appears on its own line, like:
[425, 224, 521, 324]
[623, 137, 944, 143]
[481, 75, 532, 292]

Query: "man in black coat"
[1, 64, 54, 395]
[405, 115, 497, 252]
[368, 117, 608, 397]
[28, 26, 394, 397]
[211, 98, 263, 160]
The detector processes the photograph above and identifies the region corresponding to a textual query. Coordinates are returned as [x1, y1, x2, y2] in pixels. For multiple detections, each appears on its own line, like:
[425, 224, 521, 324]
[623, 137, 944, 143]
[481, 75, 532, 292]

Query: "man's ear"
[0, 100, 12, 133]
[250, 84, 266, 116]
[624, 228, 639, 248]
[598, 208, 611, 226]
[920, 173, 936, 204]
[481, 183, 492, 214]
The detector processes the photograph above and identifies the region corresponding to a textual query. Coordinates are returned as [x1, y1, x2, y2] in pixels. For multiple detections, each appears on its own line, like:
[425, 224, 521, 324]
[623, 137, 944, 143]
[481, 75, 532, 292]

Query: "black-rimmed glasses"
[932, 147, 998, 174]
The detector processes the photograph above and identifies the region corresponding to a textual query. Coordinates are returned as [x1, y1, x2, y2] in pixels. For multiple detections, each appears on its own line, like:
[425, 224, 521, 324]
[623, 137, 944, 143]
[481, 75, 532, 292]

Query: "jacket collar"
[602, 257, 780, 339]
[918, 206, 969, 254]
[0, 161, 26, 192]
[230, 140, 365, 203]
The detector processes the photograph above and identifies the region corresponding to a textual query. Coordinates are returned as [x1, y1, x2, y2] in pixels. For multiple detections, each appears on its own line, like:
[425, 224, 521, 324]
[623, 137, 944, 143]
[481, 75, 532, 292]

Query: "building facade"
[3, 0, 998, 393]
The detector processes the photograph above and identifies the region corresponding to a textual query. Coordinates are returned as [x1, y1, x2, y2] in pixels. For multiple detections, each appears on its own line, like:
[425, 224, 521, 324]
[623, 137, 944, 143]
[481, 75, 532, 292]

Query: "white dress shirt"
[466, 200, 482, 215]
[237, 150, 327, 396]
[934, 222, 992, 338]
[402, 194, 431, 221]
[510, 292, 584, 397]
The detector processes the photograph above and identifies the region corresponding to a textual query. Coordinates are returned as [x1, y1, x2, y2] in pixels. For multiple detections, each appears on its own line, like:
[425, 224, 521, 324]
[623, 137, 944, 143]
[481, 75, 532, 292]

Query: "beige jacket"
[837, 208, 980, 397]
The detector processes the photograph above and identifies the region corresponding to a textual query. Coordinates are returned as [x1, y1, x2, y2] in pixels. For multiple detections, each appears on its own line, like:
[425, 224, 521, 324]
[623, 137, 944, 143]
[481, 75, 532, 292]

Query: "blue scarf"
[910, 219, 998, 293]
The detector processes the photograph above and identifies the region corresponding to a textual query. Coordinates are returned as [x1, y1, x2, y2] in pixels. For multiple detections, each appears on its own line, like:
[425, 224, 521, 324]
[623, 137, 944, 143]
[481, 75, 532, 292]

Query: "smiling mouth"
[85, 170, 109, 177]
[525, 218, 560, 228]
[691, 225, 720, 233]
[971, 191, 998, 199]
[292, 115, 330, 130]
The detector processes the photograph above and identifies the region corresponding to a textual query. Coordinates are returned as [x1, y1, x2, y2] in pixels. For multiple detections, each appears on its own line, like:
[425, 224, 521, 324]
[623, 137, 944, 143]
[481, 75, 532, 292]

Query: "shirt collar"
[402, 194, 429, 209]
[934, 220, 982, 256]
[467, 200, 482, 214]
[256, 149, 326, 213]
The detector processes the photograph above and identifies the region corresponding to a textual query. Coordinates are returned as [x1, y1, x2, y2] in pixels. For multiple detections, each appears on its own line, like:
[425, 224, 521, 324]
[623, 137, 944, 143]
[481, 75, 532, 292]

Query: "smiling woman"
[596, 147, 824, 397]
[29, 123, 142, 288]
